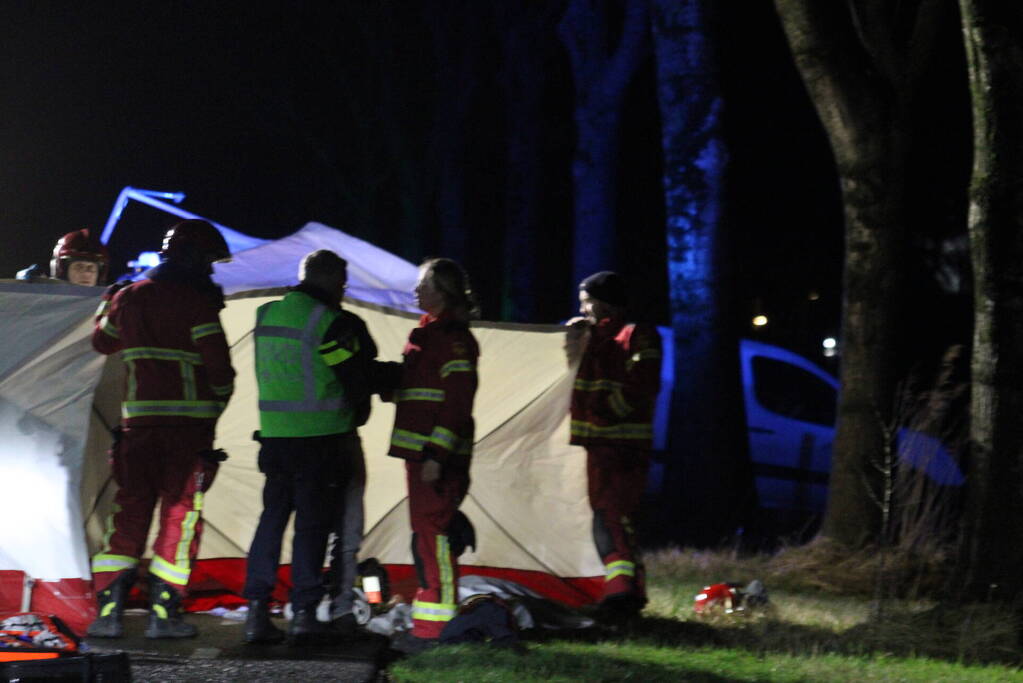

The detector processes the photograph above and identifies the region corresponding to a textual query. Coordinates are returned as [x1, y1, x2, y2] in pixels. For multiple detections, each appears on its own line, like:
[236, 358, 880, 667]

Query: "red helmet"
[160, 219, 231, 266]
[50, 229, 109, 284]
[693, 583, 740, 615]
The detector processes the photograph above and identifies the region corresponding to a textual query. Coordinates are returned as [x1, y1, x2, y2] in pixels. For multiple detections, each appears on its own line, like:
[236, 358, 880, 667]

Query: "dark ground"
[83, 611, 387, 682]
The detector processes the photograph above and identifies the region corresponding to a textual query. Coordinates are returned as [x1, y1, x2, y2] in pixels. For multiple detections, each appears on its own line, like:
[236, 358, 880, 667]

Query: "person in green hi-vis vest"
[242, 249, 400, 645]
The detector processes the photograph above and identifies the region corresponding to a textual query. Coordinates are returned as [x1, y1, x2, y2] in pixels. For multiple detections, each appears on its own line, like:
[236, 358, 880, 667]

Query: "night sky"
[1, 2, 970, 366]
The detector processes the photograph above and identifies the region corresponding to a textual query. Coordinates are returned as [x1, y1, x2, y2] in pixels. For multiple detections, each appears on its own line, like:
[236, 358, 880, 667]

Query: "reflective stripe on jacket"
[570, 318, 661, 450]
[388, 312, 479, 466]
[255, 290, 356, 437]
[92, 272, 235, 426]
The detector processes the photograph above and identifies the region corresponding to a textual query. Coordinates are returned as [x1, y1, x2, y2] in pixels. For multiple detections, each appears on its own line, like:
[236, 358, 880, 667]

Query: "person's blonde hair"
[421, 257, 480, 320]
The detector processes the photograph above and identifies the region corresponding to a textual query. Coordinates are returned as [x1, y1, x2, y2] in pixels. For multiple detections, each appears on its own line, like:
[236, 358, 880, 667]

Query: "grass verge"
[387, 546, 1023, 682]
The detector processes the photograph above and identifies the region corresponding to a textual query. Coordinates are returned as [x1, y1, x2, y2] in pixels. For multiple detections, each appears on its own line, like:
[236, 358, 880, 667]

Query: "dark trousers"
[243, 433, 355, 610]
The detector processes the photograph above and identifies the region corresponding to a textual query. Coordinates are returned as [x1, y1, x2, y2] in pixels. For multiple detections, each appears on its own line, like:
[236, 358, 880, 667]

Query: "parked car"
[645, 335, 964, 535]
[740, 338, 965, 518]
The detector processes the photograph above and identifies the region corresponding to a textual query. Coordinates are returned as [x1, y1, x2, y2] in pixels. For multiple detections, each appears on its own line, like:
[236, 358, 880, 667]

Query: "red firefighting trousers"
[91, 426, 217, 593]
[406, 460, 469, 639]
[586, 446, 650, 602]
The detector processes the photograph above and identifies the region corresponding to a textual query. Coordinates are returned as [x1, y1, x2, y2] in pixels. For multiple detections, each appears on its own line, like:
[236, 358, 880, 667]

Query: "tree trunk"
[558, 0, 649, 289]
[825, 135, 906, 545]
[650, 0, 748, 545]
[958, 0, 1023, 601]
[774, 0, 944, 546]
[571, 105, 622, 282]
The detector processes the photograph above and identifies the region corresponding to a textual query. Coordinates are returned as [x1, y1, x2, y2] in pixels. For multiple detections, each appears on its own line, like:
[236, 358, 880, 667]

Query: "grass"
[388, 642, 1020, 682]
[387, 545, 1023, 682]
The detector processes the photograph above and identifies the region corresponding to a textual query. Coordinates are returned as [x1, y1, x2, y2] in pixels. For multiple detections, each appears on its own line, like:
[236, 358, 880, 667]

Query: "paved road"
[83, 611, 388, 682]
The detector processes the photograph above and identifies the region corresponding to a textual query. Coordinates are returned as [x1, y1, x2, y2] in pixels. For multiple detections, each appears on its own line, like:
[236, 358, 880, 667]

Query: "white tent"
[0, 223, 603, 635]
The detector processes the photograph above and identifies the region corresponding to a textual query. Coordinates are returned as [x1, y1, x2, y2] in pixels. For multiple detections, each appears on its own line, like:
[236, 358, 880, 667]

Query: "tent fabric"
[0, 227, 603, 634]
[0, 283, 107, 582]
[206, 291, 602, 590]
[212, 222, 420, 312]
[0, 282, 112, 633]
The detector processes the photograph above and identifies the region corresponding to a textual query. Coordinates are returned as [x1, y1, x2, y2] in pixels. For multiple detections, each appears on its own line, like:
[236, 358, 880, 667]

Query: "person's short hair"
[299, 250, 347, 284]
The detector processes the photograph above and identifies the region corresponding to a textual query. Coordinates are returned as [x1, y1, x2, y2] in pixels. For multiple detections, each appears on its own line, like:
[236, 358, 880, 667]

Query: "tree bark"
[558, 0, 649, 288]
[958, 0, 1023, 601]
[774, 0, 946, 546]
[650, 0, 749, 544]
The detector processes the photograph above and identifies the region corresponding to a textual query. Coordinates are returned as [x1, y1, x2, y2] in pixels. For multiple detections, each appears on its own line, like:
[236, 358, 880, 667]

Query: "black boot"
[86, 569, 136, 638]
[145, 577, 197, 639]
[244, 599, 284, 644]
[288, 607, 328, 644]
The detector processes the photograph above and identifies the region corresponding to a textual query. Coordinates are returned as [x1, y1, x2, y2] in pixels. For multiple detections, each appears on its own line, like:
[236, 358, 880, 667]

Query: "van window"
[752, 356, 837, 426]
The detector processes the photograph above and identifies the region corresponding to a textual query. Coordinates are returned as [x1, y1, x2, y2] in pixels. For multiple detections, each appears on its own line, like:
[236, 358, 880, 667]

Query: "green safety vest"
[254, 291, 354, 437]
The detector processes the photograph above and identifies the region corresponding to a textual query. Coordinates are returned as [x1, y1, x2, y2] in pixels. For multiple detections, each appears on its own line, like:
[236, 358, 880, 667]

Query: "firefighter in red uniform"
[565, 271, 662, 619]
[388, 258, 480, 654]
[86, 220, 236, 639]
[51, 229, 109, 286]
[16, 228, 109, 285]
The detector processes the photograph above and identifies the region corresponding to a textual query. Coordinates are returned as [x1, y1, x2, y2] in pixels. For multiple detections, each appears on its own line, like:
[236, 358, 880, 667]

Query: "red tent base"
[185, 559, 603, 611]
[0, 572, 94, 636]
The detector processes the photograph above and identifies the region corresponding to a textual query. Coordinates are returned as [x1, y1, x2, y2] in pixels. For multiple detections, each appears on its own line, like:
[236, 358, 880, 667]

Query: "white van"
[646, 334, 964, 525]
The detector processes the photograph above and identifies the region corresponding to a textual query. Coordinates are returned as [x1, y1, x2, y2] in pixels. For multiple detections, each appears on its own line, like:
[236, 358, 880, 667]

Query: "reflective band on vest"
[395, 388, 446, 402]
[570, 420, 653, 440]
[573, 378, 624, 392]
[391, 428, 428, 452]
[439, 359, 473, 378]
[608, 389, 631, 417]
[122, 400, 224, 420]
[391, 427, 471, 456]
[191, 321, 224, 342]
[123, 347, 202, 364]
[255, 292, 353, 437]
[100, 317, 119, 339]
[428, 425, 459, 451]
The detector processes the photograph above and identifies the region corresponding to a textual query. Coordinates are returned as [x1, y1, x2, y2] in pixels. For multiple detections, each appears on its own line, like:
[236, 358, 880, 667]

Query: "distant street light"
[752, 315, 768, 327]
[823, 336, 837, 357]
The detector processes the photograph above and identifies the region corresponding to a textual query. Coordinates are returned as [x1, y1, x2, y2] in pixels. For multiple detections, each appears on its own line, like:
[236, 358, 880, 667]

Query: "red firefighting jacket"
[92, 264, 236, 426]
[570, 317, 662, 450]
[388, 312, 479, 467]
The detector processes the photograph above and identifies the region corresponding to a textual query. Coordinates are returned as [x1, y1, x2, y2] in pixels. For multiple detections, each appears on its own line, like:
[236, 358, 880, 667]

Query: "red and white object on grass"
[693, 583, 741, 615]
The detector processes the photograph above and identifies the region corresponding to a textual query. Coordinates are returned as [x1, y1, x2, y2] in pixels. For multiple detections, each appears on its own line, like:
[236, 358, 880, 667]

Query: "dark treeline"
[210, 0, 669, 325]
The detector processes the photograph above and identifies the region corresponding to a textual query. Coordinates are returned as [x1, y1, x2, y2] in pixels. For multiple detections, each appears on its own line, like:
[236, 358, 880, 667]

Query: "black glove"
[199, 448, 229, 464]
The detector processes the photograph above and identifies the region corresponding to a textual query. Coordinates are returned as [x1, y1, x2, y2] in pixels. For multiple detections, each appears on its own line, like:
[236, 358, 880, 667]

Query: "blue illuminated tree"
[558, 0, 649, 287]
[650, 0, 749, 544]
